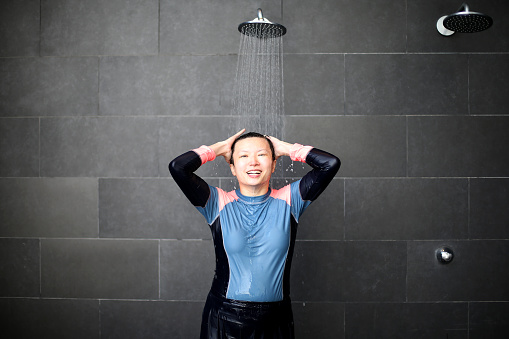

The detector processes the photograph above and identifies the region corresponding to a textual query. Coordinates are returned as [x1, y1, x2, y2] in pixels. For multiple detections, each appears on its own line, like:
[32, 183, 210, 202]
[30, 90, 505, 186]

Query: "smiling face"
[230, 137, 277, 196]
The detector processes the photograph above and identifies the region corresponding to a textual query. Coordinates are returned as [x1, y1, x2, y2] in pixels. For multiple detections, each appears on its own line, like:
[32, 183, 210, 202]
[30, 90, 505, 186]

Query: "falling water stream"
[231, 28, 284, 140]
[225, 25, 290, 189]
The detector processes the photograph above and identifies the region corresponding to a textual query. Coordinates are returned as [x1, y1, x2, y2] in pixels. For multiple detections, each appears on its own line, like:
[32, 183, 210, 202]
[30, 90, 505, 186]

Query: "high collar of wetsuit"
[235, 188, 272, 204]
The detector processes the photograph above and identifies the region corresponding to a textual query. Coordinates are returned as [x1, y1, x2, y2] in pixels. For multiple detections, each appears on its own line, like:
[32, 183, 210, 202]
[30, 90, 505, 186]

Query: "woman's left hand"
[266, 135, 292, 160]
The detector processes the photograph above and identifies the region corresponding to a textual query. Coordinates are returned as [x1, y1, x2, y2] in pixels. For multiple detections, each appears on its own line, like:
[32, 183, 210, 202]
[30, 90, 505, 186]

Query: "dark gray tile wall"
[0, 298, 100, 339]
[99, 178, 214, 239]
[284, 54, 345, 115]
[0, 238, 40, 297]
[41, 239, 159, 299]
[345, 54, 469, 115]
[0, 0, 40, 57]
[470, 55, 509, 115]
[345, 179, 468, 240]
[100, 300, 203, 339]
[0, 178, 98, 237]
[345, 302, 468, 338]
[408, 116, 509, 177]
[0, 57, 99, 117]
[293, 302, 344, 338]
[99, 56, 236, 116]
[407, 241, 509, 302]
[285, 116, 407, 177]
[470, 179, 509, 239]
[159, 0, 282, 55]
[470, 302, 509, 338]
[1, 0, 508, 337]
[41, 0, 159, 56]
[0, 118, 39, 176]
[284, 0, 406, 53]
[160, 240, 215, 300]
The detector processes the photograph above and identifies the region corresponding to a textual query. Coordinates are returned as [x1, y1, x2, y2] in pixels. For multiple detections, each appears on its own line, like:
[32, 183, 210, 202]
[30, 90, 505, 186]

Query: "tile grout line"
[158, 0, 161, 55]
[158, 239, 161, 300]
[39, 0, 42, 57]
[38, 118, 41, 177]
[467, 55, 470, 116]
[39, 238, 42, 297]
[468, 178, 471, 240]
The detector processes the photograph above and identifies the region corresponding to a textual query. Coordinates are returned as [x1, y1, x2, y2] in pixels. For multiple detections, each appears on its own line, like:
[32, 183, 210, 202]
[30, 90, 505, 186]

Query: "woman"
[169, 129, 340, 338]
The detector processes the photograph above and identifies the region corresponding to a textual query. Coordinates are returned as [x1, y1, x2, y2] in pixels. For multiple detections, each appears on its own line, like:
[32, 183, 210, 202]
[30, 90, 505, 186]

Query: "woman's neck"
[238, 183, 270, 197]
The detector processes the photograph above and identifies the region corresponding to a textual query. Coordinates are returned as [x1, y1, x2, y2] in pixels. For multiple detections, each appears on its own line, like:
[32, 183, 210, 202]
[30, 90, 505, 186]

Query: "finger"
[229, 129, 245, 141]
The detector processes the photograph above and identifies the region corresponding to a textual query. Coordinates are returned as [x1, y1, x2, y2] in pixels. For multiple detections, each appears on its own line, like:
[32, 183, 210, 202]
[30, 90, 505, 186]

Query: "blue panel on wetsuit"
[196, 181, 311, 302]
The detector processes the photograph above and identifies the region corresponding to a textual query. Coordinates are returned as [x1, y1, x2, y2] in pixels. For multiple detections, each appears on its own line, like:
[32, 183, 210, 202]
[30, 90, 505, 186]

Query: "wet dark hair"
[230, 132, 276, 165]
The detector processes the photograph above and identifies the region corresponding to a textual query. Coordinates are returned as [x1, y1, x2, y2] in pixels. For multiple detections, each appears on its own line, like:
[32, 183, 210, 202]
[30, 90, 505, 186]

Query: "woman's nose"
[248, 156, 259, 165]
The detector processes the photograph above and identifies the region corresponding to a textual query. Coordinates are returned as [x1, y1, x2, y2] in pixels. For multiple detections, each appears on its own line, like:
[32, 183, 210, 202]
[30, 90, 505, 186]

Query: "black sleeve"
[299, 148, 341, 201]
[169, 151, 211, 208]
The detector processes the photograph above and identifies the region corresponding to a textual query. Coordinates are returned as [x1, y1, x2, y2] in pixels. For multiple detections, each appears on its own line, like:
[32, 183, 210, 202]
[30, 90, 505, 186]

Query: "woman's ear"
[271, 160, 277, 173]
[230, 163, 237, 177]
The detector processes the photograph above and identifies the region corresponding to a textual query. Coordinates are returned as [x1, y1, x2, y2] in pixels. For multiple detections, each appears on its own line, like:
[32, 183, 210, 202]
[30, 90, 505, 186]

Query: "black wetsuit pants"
[200, 292, 295, 339]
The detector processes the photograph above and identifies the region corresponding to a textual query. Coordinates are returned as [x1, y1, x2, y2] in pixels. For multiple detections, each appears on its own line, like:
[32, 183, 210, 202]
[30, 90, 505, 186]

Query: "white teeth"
[247, 171, 261, 174]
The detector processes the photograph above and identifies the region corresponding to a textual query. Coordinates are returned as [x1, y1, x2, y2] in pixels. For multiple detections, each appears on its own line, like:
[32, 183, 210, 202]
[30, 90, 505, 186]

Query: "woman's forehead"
[235, 137, 270, 151]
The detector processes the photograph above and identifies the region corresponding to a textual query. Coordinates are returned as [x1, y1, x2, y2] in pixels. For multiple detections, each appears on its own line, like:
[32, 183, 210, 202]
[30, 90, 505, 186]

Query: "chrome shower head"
[437, 3, 493, 36]
[238, 8, 286, 38]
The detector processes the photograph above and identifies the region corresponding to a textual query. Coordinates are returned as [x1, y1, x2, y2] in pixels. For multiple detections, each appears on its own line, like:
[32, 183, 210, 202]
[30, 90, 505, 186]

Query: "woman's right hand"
[209, 129, 245, 163]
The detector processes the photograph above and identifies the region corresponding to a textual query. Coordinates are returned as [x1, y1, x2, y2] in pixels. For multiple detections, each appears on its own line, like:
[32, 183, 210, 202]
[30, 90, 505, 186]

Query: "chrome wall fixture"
[437, 3, 493, 36]
[436, 247, 455, 264]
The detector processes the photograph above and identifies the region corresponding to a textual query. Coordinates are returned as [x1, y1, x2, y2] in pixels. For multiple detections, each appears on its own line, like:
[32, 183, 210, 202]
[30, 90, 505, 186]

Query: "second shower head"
[437, 3, 493, 36]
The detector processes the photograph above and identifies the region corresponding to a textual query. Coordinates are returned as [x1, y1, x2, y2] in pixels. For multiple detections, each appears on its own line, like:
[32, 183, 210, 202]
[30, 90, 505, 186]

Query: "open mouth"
[246, 170, 262, 177]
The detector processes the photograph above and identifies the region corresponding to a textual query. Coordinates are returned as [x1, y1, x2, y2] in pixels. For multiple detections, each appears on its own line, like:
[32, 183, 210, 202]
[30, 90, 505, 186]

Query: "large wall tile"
[99, 178, 212, 239]
[470, 55, 509, 115]
[408, 116, 509, 177]
[99, 56, 235, 116]
[297, 179, 344, 240]
[407, 241, 509, 301]
[160, 240, 215, 300]
[345, 179, 468, 240]
[346, 302, 468, 338]
[345, 54, 468, 115]
[342, 241, 407, 302]
[293, 302, 344, 338]
[101, 300, 202, 339]
[40, 117, 160, 177]
[0, 239, 39, 297]
[41, 116, 238, 179]
[41, 239, 159, 299]
[0, 298, 100, 339]
[0, 0, 40, 57]
[408, 0, 509, 53]
[41, 0, 158, 56]
[294, 241, 407, 303]
[0, 118, 39, 177]
[285, 116, 407, 177]
[160, 0, 281, 55]
[0, 57, 98, 117]
[284, 0, 406, 53]
[470, 302, 509, 339]
[291, 241, 344, 302]
[0, 178, 98, 237]
[470, 179, 509, 239]
[284, 54, 344, 115]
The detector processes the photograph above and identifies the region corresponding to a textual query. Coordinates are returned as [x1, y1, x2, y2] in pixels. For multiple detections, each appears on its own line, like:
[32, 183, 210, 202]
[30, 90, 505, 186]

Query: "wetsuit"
[169, 143, 340, 338]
